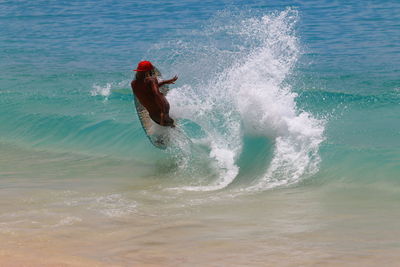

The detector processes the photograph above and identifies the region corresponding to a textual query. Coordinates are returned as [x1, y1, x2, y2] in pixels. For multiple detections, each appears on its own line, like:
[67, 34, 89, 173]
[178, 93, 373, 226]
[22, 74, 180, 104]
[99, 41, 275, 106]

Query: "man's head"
[134, 61, 154, 72]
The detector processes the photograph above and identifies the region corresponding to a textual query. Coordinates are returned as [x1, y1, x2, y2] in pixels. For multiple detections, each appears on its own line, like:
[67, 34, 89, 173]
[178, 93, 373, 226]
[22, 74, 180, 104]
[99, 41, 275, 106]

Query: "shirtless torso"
[131, 71, 177, 127]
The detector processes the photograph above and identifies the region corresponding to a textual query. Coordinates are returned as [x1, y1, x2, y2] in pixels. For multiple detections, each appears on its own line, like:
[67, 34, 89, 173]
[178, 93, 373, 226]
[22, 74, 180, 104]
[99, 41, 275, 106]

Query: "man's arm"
[147, 77, 169, 126]
[158, 75, 178, 87]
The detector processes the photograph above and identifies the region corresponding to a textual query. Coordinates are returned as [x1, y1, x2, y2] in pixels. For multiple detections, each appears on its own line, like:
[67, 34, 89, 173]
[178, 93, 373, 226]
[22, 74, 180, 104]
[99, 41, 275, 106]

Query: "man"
[131, 61, 177, 127]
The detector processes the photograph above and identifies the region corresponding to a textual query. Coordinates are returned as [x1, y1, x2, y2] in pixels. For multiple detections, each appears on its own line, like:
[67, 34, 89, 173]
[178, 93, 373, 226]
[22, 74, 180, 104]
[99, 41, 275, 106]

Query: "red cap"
[133, 61, 154, 72]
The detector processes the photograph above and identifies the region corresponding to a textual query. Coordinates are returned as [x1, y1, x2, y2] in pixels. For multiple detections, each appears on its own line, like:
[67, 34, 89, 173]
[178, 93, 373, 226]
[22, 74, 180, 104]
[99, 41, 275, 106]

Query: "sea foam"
[163, 8, 325, 191]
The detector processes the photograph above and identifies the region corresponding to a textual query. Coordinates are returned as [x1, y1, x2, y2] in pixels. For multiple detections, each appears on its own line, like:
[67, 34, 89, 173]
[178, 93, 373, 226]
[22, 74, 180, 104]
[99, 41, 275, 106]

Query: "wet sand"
[2, 182, 400, 267]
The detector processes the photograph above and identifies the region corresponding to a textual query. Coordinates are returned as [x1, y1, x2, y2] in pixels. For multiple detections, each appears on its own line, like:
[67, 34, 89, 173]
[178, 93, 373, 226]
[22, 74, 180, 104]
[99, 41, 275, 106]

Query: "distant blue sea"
[0, 0, 400, 264]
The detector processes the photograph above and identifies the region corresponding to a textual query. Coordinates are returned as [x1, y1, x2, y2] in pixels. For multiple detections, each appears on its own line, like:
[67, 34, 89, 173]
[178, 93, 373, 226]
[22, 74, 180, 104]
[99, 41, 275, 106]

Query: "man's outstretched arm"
[158, 75, 178, 87]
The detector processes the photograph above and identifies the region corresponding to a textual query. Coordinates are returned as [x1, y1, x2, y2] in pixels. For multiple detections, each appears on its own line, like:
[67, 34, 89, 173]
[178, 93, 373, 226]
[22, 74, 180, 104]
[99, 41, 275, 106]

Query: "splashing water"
[160, 8, 325, 191]
[91, 83, 112, 98]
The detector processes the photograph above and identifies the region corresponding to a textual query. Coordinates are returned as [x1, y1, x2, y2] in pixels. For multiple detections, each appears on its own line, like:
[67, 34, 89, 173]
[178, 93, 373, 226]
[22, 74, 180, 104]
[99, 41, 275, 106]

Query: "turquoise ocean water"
[1, 0, 400, 265]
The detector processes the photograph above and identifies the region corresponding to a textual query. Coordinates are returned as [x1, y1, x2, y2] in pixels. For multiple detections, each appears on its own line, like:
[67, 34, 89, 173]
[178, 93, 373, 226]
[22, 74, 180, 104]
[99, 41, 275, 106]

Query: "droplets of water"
[162, 8, 325, 191]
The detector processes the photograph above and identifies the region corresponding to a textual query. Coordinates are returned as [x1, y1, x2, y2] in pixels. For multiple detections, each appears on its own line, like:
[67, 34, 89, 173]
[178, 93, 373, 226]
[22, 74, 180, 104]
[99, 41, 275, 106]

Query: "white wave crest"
[162, 8, 325, 191]
[91, 83, 112, 98]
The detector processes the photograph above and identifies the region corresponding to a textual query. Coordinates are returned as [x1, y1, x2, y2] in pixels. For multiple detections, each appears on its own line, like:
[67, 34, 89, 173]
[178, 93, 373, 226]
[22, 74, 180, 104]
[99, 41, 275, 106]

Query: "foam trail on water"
[162, 8, 324, 191]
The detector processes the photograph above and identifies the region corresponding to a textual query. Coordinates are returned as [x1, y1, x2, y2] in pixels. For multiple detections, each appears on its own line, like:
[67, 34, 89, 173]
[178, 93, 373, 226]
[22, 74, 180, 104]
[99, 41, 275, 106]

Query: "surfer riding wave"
[131, 61, 177, 127]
